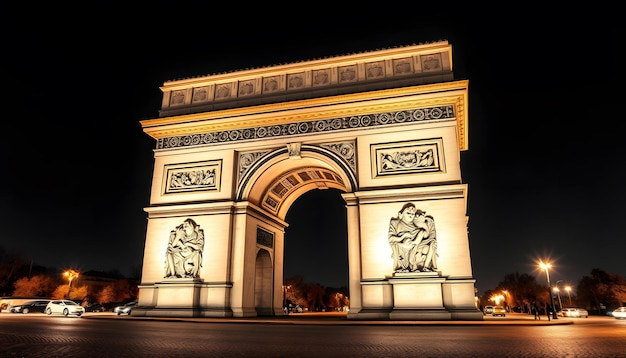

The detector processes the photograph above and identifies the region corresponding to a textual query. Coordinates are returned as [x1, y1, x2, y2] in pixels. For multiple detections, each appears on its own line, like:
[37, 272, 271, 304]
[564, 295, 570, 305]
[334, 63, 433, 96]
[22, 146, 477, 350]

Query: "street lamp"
[539, 261, 558, 319]
[64, 270, 79, 299]
[565, 286, 572, 307]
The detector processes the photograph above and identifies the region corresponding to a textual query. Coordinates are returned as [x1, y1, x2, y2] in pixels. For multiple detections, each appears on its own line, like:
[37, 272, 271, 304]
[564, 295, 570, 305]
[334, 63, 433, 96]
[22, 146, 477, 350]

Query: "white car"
[611, 307, 626, 319]
[45, 300, 85, 317]
[558, 308, 588, 318]
[113, 301, 137, 315]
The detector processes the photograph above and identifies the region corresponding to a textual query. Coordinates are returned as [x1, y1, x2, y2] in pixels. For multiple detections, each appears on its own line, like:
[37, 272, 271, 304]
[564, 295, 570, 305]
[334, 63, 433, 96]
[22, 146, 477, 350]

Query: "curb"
[81, 314, 574, 326]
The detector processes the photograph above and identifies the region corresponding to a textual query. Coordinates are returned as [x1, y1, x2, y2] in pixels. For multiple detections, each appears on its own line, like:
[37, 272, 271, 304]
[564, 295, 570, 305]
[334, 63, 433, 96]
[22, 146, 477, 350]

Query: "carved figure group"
[388, 203, 438, 273]
[169, 169, 215, 189]
[381, 149, 434, 171]
[164, 218, 204, 278]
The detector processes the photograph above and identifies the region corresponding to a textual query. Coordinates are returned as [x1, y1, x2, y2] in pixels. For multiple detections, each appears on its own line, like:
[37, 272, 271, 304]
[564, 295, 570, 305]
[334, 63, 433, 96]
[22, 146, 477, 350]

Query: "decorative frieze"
[156, 106, 454, 150]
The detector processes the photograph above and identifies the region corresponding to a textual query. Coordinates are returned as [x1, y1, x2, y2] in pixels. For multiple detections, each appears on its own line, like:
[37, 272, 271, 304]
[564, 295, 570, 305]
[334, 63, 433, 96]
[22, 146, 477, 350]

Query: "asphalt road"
[2, 312, 625, 357]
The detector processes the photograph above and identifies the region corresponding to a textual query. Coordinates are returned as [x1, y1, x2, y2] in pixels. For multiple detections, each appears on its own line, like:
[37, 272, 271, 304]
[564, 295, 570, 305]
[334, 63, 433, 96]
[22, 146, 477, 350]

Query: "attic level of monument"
[158, 41, 454, 118]
[142, 81, 469, 152]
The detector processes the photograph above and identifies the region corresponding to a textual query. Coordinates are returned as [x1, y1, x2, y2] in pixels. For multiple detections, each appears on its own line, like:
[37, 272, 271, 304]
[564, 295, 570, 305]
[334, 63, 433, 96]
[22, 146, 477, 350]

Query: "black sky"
[2, 4, 623, 294]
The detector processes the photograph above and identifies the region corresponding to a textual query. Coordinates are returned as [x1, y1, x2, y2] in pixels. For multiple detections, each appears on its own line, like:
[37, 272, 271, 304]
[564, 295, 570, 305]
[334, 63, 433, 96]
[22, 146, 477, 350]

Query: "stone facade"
[135, 41, 482, 320]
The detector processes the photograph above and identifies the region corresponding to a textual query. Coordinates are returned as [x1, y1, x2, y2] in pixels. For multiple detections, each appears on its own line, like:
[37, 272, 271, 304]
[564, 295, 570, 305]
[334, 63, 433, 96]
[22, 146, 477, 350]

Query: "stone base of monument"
[390, 271, 445, 304]
[349, 271, 483, 321]
[389, 308, 452, 320]
[389, 272, 449, 320]
[133, 279, 235, 318]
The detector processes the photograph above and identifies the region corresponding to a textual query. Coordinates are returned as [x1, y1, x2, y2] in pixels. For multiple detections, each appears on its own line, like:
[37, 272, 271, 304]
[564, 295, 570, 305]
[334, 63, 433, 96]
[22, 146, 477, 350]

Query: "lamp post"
[335, 292, 343, 312]
[502, 290, 509, 308]
[282, 285, 291, 312]
[554, 280, 564, 310]
[553, 286, 563, 312]
[64, 270, 79, 299]
[539, 261, 558, 319]
[565, 286, 572, 306]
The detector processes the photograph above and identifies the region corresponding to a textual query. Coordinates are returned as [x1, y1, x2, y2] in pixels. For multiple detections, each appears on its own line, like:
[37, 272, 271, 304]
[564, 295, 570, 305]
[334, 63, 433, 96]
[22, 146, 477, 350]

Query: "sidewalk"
[82, 311, 573, 326]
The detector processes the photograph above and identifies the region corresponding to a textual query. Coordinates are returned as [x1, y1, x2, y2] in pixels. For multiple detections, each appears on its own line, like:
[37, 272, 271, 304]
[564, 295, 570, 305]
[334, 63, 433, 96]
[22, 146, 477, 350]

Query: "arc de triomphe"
[134, 40, 483, 320]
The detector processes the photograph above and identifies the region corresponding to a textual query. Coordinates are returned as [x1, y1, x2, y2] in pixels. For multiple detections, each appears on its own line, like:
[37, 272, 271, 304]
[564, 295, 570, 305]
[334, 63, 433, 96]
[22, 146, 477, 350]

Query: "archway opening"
[283, 188, 348, 312]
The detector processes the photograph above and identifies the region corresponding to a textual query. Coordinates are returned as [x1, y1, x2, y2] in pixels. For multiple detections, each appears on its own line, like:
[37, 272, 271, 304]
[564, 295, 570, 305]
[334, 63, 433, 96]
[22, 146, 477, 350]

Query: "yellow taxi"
[491, 305, 506, 317]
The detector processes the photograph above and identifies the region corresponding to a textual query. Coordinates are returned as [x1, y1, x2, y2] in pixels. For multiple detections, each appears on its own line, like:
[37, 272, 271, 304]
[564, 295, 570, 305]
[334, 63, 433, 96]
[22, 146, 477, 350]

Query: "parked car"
[113, 301, 137, 315]
[483, 306, 494, 315]
[575, 308, 589, 318]
[45, 300, 85, 317]
[611, 307, 626, 319]
[289, 304, 303, 313]
[491, 305, 506, 317]
[557, 308, 588, 318]
[85, 303, 105, 312]
[10, 300, 50, 314]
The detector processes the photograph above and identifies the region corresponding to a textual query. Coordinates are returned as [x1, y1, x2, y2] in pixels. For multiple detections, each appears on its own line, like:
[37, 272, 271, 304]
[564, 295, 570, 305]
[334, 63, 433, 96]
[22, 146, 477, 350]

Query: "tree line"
[480, 268, 626, 315]
[284, 275, 349, 312]
[0, 247, 137, 308]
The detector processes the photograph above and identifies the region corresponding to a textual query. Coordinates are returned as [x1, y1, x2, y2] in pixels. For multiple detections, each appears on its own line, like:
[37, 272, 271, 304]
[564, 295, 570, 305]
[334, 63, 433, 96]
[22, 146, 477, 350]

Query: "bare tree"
[497, 272, 543, 313]
[578, 269, 626, 313]
[12, 274, 58, 297]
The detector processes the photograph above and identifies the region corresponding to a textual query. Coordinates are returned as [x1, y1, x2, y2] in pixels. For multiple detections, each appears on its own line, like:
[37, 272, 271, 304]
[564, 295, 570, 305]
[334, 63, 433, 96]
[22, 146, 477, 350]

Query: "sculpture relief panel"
[215, 84, 232, 99]
[312, 69, 330, 87]
[372, 138, 443, 177]
[421, 53, 442, 72]
[388, 203, 438, 273]
[192, 87, 210, 103]
[393, 58, 413, 75]
[164, 218, 205, 279]
[238, 80, 256, 96]
[338, 65, 357, 83]
[287, 73, 305, 89]
[263, 76, 281, 93]
[366, 62, 385, 79]
[170, 90, 186, 106]
[163, 160, 222, 194]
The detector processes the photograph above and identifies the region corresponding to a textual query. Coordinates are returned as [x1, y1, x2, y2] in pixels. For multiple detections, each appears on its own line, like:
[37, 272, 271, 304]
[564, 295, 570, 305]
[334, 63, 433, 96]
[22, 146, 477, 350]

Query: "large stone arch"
[242, 146, 353, 317]
[135, 41, 483, 320]
[239, 144, 354, 219]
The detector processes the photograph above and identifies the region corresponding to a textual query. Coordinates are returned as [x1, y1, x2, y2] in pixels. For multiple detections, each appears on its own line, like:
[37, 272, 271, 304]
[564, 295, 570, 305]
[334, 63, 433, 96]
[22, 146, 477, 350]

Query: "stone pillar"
[343, 193, 363, 318]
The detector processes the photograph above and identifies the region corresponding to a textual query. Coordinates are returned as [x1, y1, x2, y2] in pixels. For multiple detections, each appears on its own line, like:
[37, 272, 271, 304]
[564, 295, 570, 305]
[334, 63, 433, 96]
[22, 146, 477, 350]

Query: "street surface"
[1, 312, 625, 357]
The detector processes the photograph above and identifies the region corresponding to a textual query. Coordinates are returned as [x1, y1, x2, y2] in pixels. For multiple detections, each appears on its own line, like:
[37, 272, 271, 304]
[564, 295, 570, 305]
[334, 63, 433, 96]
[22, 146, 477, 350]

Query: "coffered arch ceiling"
[261, 166, 348, 219]
[240, 145, 355, 220]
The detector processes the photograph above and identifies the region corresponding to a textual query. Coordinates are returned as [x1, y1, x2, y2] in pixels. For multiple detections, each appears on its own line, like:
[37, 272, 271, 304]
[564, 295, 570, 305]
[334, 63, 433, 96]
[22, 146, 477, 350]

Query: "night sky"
[3, 4, 622, 294]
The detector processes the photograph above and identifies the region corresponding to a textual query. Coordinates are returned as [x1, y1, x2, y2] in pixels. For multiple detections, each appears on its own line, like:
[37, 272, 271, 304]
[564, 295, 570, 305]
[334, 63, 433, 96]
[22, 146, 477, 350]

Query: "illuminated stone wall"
[136, 41, 482, 320]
